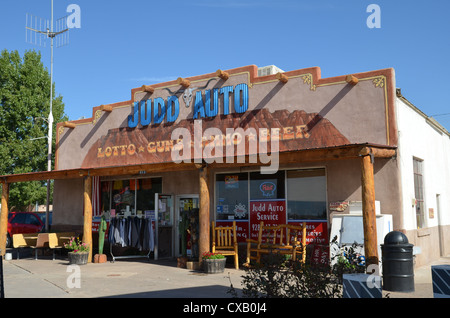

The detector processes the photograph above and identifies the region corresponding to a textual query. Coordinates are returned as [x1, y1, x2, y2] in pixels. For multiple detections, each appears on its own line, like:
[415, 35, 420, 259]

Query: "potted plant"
[64, 237, 90, 265]
[202, 252, 226, 274]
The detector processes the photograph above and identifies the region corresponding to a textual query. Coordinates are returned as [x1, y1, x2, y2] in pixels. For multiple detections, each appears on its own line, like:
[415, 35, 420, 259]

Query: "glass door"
[154, 193, 174, 260]
[175, 195, 199, 259]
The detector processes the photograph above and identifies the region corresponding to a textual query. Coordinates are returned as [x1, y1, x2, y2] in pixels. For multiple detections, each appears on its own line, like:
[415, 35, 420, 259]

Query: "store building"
[1, 64, 448, 267]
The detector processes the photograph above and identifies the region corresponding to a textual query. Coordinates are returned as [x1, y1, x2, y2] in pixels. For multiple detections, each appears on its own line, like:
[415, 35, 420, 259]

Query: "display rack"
[108, 215, 155, 263]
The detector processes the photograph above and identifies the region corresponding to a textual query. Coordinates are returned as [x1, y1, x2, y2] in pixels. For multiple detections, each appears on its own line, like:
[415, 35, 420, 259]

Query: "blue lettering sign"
[127, 83, 249, 128]
[140, 100, 151, 126]
[166, 95, 179, 123]
[153, 97, 165, 124]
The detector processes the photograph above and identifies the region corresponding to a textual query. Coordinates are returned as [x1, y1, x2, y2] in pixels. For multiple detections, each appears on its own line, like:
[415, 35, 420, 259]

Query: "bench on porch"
[13, 233, 39, 259]
[48, 232, 76, 260]
[245, 221, 307, 266]
[13, 232, 76, 260]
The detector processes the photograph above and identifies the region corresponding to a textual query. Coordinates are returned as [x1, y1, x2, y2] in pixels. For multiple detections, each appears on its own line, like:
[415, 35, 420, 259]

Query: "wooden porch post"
[0, 182, 9, 256]
[198, 165, 210, 264]
[360, 154, 379, 268]
[83, 176, 93, 263]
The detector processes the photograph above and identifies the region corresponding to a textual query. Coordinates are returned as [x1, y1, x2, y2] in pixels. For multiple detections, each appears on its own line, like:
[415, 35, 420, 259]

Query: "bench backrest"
[257, 221, 307, 247]
[12, 233, 37, 248]
[35, 233, 49, 248]
[48, 233, 58, 248]
[212, 221, 237, 250]
[48, 232, 76, 248]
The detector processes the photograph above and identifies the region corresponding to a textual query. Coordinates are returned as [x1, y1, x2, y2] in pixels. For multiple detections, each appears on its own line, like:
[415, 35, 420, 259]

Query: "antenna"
[25, 0, 71, 232]
[25, 14, 69, 48]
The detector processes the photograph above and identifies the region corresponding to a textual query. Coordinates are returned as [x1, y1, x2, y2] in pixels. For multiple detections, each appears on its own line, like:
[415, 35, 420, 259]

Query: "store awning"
[0, 142, 396, 264]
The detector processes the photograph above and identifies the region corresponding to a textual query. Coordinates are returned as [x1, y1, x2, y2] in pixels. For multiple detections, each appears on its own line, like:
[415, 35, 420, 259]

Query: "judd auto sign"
[249, 199, 286, 240]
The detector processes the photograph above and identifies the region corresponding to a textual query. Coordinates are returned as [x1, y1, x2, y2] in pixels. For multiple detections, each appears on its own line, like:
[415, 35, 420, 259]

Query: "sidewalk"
[2, 257, 242, 298]
[1, 251, 449, 298]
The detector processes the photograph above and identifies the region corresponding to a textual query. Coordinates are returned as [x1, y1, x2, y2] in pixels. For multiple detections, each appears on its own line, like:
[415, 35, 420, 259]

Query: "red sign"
[310, 244, 330, 266]
[288, 221, 329, 264]
[288, 221, 328, 245]
[249, 200, 286, 240]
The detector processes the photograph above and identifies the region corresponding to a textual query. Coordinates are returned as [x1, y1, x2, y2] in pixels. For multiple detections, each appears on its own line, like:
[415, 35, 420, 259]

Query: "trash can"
[381, 231, 415, 292]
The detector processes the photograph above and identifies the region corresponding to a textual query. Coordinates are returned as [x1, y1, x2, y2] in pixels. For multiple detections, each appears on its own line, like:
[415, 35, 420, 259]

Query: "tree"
[0, 49, 67, 211]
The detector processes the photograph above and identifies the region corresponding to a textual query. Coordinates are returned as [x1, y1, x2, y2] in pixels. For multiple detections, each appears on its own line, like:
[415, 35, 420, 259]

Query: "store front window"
[101, 177, 162, 217]
[249, 170, 285, 200]
[287, 169, 327, 220]
[215, 173, 248, 220]
[215, 168, 328, 246]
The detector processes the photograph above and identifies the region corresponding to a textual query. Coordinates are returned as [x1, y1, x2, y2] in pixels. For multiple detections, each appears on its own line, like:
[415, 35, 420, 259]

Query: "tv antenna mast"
[25, 0, 70, 232]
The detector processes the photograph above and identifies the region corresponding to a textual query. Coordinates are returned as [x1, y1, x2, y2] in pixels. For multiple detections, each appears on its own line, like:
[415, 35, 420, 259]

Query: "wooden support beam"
[216, 69, 229, 81]
[360, 154, 379, 269]
[83, 176, 93, 263]
[359, 146, 396, 158]
[63, 121, 76, 129]
[346, 75, 359, 85]
[276, 72, 289, 83]
[141, 85, 155, 94]
[0, 183, 9, 256]
[198, 165, 210, 264]
[177, 77, 190, 88]
[100, 104, 113, 112]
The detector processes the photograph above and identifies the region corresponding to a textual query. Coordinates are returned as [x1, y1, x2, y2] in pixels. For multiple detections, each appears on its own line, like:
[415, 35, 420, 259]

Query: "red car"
[6, 212, 44, 248]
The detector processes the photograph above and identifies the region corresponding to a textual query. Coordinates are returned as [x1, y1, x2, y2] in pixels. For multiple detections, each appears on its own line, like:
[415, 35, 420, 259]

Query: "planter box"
[203, 258, 226, 274]
[432, 265, 450, 298]
[68, 252, 89, 265]
[343, 274, 382, 298]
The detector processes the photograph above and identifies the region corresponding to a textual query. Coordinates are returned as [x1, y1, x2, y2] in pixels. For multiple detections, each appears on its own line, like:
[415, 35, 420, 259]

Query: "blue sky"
[1, 0, 450, 131]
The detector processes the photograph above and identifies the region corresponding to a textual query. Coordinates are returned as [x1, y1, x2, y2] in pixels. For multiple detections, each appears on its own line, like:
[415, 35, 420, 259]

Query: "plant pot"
[203, 258, 226, 274]
[68, 252, 89, 265]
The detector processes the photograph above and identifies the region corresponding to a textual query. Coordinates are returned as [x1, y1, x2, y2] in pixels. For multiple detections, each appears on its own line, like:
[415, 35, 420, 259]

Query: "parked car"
[35, 212, 52, 231]
[6, 212, 45, 248]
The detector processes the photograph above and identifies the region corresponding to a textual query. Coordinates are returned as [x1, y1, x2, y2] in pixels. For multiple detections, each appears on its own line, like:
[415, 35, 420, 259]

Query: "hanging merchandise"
[108, 216, 155, 261]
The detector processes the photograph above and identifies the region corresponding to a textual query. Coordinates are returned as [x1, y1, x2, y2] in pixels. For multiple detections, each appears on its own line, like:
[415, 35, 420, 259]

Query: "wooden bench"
[211, 221, 239, 270]
[13, 233, 38, 259]
[245, 221, 307, 266]
[49, 232, 76, 260]
[13, 232, 76, 260]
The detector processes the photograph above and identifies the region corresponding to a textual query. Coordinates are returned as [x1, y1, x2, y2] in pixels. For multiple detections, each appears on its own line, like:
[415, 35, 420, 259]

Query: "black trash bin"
[381, 231, 415, 292]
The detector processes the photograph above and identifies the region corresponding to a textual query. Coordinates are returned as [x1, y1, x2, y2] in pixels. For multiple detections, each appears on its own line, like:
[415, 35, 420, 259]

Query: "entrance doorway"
[154, 193, 174, 260]
[175, 195, 199, 259]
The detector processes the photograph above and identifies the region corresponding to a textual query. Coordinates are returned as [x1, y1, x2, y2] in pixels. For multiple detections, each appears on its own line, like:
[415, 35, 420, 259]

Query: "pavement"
[1, 249, 449, 299]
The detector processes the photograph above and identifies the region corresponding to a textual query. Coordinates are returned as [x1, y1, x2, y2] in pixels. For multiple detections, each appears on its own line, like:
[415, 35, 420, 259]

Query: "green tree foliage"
[0, 49, 67, 211]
